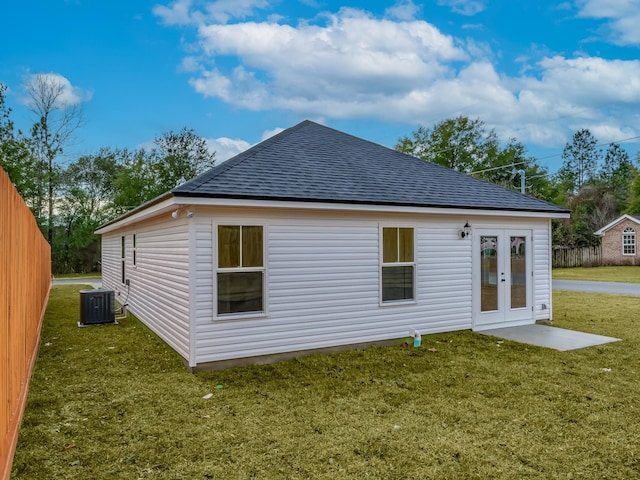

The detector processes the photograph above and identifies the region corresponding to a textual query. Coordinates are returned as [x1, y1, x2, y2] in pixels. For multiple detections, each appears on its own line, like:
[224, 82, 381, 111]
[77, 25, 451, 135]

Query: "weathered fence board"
[0, 167, 51, 480]
[552, 246, 602, 268]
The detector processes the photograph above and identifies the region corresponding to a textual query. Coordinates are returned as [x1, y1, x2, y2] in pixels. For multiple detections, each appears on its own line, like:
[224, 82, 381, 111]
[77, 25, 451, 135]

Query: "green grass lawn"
[553, 265, 640, 283]
[11, 286, 640, 479]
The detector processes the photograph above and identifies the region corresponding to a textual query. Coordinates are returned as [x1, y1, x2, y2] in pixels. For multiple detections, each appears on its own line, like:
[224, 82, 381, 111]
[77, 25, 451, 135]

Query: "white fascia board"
[95, 197, 180, 234]
[594, 214, 640, 236]
[179, 196, 570, 219]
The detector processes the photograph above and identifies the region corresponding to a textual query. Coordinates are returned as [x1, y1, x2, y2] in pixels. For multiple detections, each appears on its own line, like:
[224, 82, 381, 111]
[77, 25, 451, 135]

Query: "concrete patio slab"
[477, 324, 620, 351]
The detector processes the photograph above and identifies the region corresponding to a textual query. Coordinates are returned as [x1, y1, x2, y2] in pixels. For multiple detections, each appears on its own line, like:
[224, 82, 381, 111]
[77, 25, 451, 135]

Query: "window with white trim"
[623, 227, 635, 255]
[381, 227, 415, 302]
[217, 225, 264, 315]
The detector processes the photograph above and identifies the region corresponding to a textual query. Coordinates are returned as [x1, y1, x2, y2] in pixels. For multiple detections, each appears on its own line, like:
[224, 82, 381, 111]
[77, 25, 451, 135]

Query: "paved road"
[52, 278, 102, 289]
[553, 279, 640, 296]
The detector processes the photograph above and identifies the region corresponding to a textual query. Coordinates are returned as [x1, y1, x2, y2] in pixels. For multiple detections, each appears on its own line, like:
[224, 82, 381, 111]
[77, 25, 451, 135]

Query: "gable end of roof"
[594, 213, 640, 235]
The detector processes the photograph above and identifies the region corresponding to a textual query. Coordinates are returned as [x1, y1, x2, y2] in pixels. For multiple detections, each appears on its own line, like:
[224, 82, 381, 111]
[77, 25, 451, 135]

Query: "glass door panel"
[480, 236, 498, 312]
[510, 236, 527, 309]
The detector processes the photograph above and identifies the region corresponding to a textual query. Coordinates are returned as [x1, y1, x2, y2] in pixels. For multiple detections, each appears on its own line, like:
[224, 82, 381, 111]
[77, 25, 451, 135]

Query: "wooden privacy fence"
[553, 246, 602, 268]
[0, 167, 51, 480]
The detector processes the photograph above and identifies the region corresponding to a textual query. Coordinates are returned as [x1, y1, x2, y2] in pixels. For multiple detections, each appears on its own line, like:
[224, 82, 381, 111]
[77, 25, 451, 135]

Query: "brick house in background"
[594, 214, 640, 265]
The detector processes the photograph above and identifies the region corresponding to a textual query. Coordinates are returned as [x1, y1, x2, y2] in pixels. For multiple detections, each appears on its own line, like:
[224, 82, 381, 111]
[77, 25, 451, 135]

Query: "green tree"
[598, 142, 635, 209]
[111, 128, 216, 214]
[626, 171, 640, 214]
[152, 127, 216, 187]
[557, 129, 600, 194]
[553, 184, 618, 248]
[54, 150, 120, 272]
[0, 83, 38, 208]
[111, 149, 158, 214]
[25, 74, 83, 243]
[396, 116, 493, 174]
[396, 116, 553, 200]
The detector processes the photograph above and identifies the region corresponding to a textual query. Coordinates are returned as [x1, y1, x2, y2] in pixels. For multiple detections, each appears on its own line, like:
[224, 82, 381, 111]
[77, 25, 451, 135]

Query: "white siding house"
[97, 121, 569, 370]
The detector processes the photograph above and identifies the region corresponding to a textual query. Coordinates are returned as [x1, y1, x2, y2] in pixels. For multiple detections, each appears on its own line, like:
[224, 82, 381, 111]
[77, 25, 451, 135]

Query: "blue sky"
[1, 0, 639, 172]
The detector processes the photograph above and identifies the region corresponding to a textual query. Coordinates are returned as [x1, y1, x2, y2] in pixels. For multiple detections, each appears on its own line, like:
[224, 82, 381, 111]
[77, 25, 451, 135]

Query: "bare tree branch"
[25, 73, 84, 243]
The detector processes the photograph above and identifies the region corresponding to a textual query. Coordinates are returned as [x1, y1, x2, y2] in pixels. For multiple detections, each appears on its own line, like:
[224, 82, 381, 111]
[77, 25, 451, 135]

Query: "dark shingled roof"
[173, 120, 567, 214]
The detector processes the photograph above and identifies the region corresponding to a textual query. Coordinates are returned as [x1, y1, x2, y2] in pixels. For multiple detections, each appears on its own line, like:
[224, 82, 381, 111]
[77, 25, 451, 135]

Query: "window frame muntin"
[214, 222, 267, 320]
[379, 225, 416, 305]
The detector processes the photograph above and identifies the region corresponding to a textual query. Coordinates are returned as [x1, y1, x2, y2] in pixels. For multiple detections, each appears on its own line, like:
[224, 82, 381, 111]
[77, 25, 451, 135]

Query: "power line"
[470, 160, 527, 175]
[535, 134, 640, 162]
[469, 134, 640, 176]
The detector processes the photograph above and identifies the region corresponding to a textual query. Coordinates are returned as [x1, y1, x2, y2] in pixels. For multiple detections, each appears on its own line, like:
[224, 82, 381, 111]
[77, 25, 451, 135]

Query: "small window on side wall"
[132, 234, 137, 266]
[121, 235, 126, 284]
[217, 225, 264, 316]
[381, 227, 415, 302]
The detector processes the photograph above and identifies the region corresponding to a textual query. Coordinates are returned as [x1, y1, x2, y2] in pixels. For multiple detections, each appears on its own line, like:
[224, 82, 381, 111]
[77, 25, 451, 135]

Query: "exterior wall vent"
[79, 289, 116, 326]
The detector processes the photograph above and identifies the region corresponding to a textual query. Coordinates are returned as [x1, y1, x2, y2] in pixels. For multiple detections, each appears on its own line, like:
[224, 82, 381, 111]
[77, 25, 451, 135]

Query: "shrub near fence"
[0, 167, 51, 480]
[552, 246, 602, 268]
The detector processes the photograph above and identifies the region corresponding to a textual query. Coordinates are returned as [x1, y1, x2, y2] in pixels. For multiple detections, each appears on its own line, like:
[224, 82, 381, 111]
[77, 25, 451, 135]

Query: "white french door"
[474, 229, 532, 328]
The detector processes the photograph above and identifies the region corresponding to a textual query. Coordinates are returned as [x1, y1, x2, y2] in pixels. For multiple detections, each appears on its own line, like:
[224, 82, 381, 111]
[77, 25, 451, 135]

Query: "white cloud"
[436, 0, 487, 16]
[179, 56, 201, 72]
[206, 136, 251, 162]
[153, 0, 269, 25]
[508, 55, 640, 145]
[203, 0, 269, 23]
[534, 56, 640, 105]
[260, 127, 284, 141]
[385, 0, 421, 20]
[205, 127, 306, 164]
[153, 0, 196, 25]
[576, 0, 636, 18]
[576, 0, 640, 45]
[156, 3, 640, 150]
[190, 8, 467, 113]
[22, 73, 90, 108]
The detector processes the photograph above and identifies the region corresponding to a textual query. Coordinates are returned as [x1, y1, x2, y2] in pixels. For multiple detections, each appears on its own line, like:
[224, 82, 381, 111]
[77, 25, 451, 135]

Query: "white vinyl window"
[121, 235, 126, 284]
[381, 227, 415, 303]
[623, 227, 635, 255]
[216, 225, 264, 316]
[132, 233, 137, 267]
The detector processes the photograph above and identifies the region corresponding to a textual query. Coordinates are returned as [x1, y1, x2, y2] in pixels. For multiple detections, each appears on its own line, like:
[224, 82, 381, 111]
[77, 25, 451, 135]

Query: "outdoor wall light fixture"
[171, 207, 194, 219]
[459, 222, 472, 239]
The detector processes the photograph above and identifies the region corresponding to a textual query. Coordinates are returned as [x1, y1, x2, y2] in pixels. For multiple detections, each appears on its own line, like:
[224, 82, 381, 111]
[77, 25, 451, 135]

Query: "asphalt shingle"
[173, 120, 568, 213]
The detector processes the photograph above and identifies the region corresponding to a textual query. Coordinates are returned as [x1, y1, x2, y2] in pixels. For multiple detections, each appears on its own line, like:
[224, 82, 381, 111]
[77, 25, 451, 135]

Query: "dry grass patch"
[11, 286, 640, 479]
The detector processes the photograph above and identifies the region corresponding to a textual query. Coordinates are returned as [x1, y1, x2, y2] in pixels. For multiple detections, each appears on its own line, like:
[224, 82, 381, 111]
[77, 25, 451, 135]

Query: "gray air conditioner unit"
[79, 289, 116, 326]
